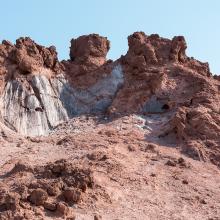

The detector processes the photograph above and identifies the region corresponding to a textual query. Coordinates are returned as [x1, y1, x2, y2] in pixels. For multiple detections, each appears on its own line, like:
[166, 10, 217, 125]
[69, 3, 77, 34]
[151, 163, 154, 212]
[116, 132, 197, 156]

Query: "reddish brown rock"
[62, 188, 82, 204]
[63, 34, 112, 88]
[0, 31, 220, 219]
[46, 180, 64, 196]
[170, 36, 187, 62]
[43, 201, 57, 211]
[70, 34, 110, 66]
[56, 202, 69, 216]
[28, 189, 48, 206]
[0, 37, 64, 80]
[94, 214, 102, 220]
[0, 192, 20, 211]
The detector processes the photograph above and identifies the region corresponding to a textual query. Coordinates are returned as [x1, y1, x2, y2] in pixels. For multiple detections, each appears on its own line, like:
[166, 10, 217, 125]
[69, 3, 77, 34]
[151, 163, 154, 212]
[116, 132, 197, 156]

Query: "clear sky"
[0, 0, 219, 74]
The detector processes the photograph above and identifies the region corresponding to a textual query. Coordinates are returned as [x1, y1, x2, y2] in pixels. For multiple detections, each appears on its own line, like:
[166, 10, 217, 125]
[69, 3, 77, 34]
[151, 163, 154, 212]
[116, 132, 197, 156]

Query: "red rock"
[94, 214, 102, 220]
[29, 189, 48, 206]
[170, 36, 187, 62]
[70, 34, 110, 66]
[0, 37, 64, 78]
[43, 201, 57, 211]
[56, 202, 69, 216]
[62, 188, 82, 204]
[0, 31, 220, 219]
[2, 192, 20, 211]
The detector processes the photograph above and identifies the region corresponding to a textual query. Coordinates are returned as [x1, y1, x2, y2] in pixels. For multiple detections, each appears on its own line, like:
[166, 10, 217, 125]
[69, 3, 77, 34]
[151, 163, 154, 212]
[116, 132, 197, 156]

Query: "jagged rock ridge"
[0, 31, 220, 220]
[0, 32, 220, 166]
[0, 36, 123, 136]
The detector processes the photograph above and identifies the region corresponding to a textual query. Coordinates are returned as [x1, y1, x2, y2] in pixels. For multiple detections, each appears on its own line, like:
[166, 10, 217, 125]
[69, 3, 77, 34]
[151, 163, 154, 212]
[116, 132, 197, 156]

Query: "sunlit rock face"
[0, 34, 124, 136]
[1, 75, 68, 136]
[0, 32, 220, 168]
[0, 65, 124, 136]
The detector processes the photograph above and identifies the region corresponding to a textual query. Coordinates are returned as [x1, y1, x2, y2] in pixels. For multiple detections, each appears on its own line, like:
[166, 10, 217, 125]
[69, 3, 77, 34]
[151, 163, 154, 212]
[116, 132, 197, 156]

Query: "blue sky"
[0, 0, 219, 74]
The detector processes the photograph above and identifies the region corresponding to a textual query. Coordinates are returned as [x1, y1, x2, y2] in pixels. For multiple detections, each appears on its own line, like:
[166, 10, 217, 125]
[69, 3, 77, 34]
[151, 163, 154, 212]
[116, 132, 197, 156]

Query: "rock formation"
[0, 31, 219, 157]
[0, 35, 123, 136]
[0, 31, 220, 219]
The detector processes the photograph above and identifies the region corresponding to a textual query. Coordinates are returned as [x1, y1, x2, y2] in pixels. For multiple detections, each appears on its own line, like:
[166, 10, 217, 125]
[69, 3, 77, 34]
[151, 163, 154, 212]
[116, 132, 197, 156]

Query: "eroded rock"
[28, 189, 48, 206]
[0, 32, 219, 168]
[62, 188, 82, 204]
[70, 34, 110, 66]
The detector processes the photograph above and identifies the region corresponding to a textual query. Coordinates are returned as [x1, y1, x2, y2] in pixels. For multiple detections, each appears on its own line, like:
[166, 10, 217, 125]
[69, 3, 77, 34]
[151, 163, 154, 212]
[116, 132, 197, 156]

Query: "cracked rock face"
[1, 74, 68, 136]
[0, 35, 124, 136]
[1, 65, 123, 136]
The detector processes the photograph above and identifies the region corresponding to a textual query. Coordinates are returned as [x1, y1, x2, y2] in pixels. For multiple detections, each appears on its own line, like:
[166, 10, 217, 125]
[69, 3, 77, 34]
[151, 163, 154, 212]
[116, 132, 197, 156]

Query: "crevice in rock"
[162, 104, 170, 110]
[2, 118, 18, 132]
[28, 80, 52, 130]
[35, 107, 44, 112]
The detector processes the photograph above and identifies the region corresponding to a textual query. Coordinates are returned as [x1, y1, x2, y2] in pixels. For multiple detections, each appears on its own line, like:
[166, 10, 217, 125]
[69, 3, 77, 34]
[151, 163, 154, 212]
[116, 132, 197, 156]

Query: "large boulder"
[70, 34, 110, 66]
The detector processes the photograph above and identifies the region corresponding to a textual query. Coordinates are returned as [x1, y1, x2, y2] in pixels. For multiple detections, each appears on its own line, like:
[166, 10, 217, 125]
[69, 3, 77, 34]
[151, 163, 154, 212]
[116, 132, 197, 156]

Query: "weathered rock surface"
[0, 65, 123, 136]
[70, 34, 110, 66]
[0, 159, 93, 219]
[0, 32, 220, 165]
[0, 35, 123, 136]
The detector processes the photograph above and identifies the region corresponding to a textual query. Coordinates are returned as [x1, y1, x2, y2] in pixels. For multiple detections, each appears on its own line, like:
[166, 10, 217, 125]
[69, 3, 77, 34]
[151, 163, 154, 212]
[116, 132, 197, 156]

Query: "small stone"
[200, 199, 207, 204]
[127, 145, 136, 152]
[63, 188, 82, 204]
[177, 157, 188, 168]
[29, 189, 48, 206]
[4, 192, 20, 211]
[178, 157, 185, 164]
[34, 206, 44, 216]
[47, 180, 64, 196]
[44, 201, 57, 211]
[47, 185, 60, 196]
[146, 143, 157, 152]
[56, 202, 69, 216]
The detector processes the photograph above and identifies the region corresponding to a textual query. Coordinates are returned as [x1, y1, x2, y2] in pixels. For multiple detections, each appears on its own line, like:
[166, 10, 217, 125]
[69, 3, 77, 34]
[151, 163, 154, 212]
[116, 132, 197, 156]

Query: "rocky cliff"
[0, 32, 219, 162]
[0, 32, 220, 220]
[0, 35, 123, 136]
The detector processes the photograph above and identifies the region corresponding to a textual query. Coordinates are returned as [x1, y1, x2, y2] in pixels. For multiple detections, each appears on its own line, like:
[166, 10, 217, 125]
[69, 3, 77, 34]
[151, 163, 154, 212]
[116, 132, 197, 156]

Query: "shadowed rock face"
[55, 65, 123, 117]
[0, 32, 220, 167]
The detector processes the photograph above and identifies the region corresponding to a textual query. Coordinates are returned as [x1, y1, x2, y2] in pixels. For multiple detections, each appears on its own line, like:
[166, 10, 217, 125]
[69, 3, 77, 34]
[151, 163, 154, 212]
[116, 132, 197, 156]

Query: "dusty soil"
[1, 114, 220, 220]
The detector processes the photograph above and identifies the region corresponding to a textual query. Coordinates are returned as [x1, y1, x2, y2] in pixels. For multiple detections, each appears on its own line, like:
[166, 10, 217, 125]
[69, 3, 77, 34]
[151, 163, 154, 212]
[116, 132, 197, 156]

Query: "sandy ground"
[1, 114, 220, 220]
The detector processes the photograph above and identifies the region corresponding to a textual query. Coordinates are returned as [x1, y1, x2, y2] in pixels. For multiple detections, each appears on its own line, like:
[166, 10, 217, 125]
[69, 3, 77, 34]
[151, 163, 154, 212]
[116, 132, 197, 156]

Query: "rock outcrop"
[0, 35, 123, 136]
[0, 31, 220, 168]
[0, 37, 63, 77]
[69, 34, 110, 66]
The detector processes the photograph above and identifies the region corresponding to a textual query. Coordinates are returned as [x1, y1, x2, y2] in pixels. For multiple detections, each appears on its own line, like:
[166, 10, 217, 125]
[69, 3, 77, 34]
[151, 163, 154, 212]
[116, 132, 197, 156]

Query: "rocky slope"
[0, 32, 220, 220]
